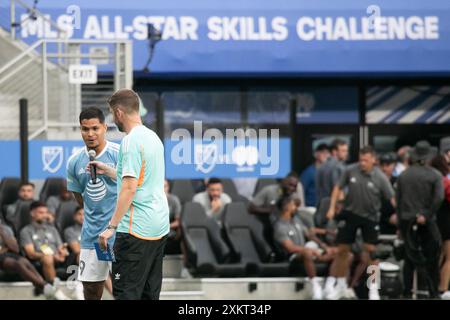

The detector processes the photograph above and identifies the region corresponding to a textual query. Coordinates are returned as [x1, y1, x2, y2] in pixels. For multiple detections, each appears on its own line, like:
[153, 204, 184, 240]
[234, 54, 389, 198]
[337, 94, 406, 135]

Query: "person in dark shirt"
[64, 207, 83, 263]
[164, 179, 182, 254]
[5, 182, 35, 225]
[46, 184, 74, 224]
[0, 219, 67, 299]
[20, 202, 70, 292]
[430, 154, 450, 299]
[379, 152, 398, 235]
[249, 172, 307, 247]
[301, 143, 330, 207]
[326, 146, 395, 300]
[315, 139, 348, 206]
[274, 195, 338, 300]
[397, 140, 444, 299]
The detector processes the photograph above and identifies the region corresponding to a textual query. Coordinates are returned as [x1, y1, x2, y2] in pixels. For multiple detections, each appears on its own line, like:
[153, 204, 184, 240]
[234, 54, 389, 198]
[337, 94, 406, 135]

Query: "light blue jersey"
[67, 141, 119, 249]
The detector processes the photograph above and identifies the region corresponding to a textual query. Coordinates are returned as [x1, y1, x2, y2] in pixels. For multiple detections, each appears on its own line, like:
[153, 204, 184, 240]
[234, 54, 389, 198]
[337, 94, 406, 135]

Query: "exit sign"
[68, 65, 98, 84]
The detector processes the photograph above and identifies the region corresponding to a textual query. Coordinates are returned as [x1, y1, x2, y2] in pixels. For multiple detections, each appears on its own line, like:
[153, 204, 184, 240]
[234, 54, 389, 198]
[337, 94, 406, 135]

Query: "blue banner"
[165, 137, 291, 179]
[0, 137, 290, 180]
[0, 140, 86, 180]
[1, 0, 449, 75]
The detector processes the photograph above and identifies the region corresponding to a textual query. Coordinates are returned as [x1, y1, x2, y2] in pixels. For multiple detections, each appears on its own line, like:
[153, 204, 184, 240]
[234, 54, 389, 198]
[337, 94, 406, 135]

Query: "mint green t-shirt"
[116, 125, 170, 239]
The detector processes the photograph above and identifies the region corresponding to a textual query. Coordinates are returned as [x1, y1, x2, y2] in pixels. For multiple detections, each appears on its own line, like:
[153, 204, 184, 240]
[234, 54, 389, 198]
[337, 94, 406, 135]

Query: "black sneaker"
[33, 286, 44, 297]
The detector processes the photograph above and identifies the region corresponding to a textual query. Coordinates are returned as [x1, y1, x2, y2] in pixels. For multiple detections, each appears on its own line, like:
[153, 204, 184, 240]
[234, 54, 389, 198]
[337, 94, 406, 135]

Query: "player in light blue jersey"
[67, 107, 119, 300]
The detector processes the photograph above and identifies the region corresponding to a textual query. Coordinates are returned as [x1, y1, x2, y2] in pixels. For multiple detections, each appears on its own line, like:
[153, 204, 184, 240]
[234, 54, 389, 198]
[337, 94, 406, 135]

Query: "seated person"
[192, 178, 231, 225]
[5, 182, 35, 225]
[63, 207, 85, 300]
[164, 179, 182, 254]
[274, 195, 339, 300]
[63, 207, 83, 263]
[249, 173, 311, 247]
[20, 201, 70, 291]
[313, 198, 357, 299]
[0, 218, 68, 300]
[46, 184, 75, 224]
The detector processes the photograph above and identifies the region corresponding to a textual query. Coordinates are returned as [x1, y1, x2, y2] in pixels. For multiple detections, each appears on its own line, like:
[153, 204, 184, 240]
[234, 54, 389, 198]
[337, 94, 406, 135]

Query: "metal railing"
[0, 38, 133, 139]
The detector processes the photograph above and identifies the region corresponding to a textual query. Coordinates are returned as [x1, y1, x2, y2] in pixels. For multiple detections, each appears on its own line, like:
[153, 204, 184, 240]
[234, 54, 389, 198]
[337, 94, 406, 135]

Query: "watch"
[107, 224, 117, 231]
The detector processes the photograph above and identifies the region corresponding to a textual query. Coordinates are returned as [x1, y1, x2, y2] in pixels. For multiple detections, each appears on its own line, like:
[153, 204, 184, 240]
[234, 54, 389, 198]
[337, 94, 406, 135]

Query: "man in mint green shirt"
[98, 88, 169, 300]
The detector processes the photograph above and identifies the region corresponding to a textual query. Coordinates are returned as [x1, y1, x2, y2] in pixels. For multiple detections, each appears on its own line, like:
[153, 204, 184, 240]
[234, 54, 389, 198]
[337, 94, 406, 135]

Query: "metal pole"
[155, 93, 164, 142]
[10, 0, 16, 40]
[19, 98, 29, 183]
[42, 42, 48, 133]
[114, 43, 120, 91]
[125, 41, 133, 89]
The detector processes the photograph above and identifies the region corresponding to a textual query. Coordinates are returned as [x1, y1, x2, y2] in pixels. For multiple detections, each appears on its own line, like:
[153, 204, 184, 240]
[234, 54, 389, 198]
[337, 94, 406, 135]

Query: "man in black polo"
[397, 140, 444, 299]
[326, 146, 395, 300]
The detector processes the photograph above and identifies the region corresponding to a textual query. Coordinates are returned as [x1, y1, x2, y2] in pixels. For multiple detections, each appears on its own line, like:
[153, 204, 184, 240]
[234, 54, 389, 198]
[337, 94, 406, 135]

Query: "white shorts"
[78, 249, 111, 282]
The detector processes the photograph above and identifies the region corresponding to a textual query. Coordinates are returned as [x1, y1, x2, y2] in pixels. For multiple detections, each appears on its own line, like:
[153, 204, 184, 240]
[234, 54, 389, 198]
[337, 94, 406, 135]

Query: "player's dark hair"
[315, 143, 329, 152]
[19, 181, 35, 189]
[73, 206, 83, 215]
[207, 178, 222, 186]
[30, 201, 46, 212]
[330, 139, 347, 152]
[360, 145, 376, 156]
[277, 195, 301, 211]
[79, 107, 105, 124]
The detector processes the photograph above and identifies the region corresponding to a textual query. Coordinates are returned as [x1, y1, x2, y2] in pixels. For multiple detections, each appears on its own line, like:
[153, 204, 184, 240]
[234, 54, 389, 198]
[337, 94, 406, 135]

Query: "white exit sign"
[69, 65, 98, 84]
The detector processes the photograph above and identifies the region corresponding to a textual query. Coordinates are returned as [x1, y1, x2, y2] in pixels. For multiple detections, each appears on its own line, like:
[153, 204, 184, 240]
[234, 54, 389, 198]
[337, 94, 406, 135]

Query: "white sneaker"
[311, 279, 323, 300]
[323, 285, 334, 299]
[326, 285, 347, 300]
[323, 277, 336, 298]
[344, 288, 357, 299]
[441, 291, 450, 300]
[73, 281, 85, 300]
[53, 277, 61, 287]
[54, 289, 72, 300]
[43, 284, 71, 300]
[369, 288, 381, 300]
[43, 284, 56, 300]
